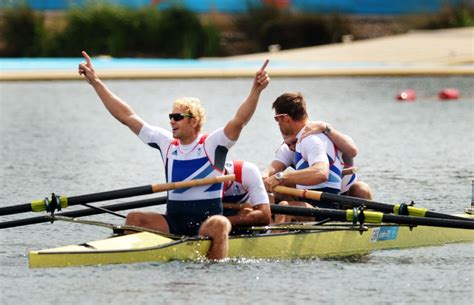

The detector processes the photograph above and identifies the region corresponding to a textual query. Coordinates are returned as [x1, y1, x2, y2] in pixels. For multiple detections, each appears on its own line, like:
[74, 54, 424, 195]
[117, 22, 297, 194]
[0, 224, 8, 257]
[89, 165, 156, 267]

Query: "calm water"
[0, 77, 473, 305]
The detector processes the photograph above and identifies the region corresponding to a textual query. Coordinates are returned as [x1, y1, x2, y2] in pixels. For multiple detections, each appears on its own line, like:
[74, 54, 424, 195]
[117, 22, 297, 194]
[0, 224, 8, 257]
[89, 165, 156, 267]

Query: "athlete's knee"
[209, 215, 231, 233]
[349, 182, 373, 200]
[200, 215, 231, 238]
[126, 211, 145, 226]
[278, 200, 289, 206]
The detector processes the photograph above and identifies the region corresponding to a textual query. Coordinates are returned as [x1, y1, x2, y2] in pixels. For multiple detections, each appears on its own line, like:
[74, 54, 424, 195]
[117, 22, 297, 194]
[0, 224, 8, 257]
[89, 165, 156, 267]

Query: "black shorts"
[164, 213, 206, 236]
[165, 198, 223, 236]
[223, 208, 238, 217]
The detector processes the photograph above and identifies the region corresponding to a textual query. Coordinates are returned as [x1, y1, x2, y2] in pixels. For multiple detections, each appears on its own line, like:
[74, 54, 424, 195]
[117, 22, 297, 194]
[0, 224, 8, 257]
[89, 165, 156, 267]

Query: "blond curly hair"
[173, 97, 206, 132]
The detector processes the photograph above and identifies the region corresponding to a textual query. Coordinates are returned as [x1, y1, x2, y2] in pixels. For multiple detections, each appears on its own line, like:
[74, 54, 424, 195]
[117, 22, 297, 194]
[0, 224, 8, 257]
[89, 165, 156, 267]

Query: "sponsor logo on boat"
[370, 226, 399, 242]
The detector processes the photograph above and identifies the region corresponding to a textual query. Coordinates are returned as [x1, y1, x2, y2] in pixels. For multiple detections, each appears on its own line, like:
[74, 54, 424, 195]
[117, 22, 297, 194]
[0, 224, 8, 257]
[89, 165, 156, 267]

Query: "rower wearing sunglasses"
[264, 93, 372, 221]
[268, 123, 372, 201]
[264, 93, 343, 206]
[78, 51, 270, 260]
[265, 125, 372, 223]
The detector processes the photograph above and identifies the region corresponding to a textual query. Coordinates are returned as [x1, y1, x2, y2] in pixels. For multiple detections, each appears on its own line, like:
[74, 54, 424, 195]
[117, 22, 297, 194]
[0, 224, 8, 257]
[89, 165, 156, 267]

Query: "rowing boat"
[2, 178, 470, 268]
[29, 213, 474, 268]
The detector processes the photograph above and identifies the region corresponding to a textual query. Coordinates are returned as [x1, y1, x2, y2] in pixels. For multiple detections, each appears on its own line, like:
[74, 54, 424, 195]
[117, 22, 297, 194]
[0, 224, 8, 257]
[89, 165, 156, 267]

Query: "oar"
[0, 196, 167, 229]
[3, 199, 472, 230]
[0, 175, 235, 216]
[273, 186, 470, 221]
[270, 205, 474, 230]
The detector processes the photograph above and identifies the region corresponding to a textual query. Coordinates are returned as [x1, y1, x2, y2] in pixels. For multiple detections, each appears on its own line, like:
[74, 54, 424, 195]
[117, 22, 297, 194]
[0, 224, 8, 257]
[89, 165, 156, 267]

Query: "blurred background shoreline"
[0, 0, 473, 79]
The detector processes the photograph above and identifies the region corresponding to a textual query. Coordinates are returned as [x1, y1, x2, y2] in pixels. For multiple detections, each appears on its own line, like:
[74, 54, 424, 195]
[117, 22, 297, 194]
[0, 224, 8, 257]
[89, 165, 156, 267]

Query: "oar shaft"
[0, 175, 235, 216]
[270, 205, 474, 229]
[272, 186, 394, 212]
[67, 185, 153, 206]
[0, 196, 167, 229]
[380, 213, 474, 229]
[151, 175, 235, 193]
[0, 185, 153, 216]
[223, 203, 252, 210]
[0, 204, 31, 215]
[321, 192, 469, 221]
[273, 186, 470, 221]
[270, 205, 346, 221]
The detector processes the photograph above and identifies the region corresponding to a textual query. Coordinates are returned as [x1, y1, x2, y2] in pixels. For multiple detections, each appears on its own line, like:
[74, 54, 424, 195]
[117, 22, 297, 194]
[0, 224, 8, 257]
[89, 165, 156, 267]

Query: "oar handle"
[0, 175, 236, 216]
[151, 175, 235, 193]
[273, 186, 323, 201]
[223, 203, 252, 210]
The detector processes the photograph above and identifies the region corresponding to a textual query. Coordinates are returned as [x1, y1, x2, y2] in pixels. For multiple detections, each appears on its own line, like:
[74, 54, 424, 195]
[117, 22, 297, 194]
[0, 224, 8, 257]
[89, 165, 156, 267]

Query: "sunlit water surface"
[1, 77, 473, 305]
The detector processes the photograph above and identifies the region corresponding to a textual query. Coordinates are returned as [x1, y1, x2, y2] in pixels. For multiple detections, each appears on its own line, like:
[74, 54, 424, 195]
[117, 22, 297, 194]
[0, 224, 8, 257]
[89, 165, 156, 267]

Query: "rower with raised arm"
[78, 51, 270, 259]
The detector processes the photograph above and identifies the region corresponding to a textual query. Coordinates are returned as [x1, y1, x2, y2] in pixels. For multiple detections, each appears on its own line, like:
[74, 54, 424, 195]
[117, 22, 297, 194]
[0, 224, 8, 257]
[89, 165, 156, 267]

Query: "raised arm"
[301, 121, 358, 158]
[78, 51, 144, 135]
[223, 60, 270, 141]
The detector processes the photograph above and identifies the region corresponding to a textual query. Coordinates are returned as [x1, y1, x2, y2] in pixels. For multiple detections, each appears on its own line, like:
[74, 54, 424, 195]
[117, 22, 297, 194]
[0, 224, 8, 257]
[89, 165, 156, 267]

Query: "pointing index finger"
[81, 51, 92, 66]
[260, 59, 269, 72]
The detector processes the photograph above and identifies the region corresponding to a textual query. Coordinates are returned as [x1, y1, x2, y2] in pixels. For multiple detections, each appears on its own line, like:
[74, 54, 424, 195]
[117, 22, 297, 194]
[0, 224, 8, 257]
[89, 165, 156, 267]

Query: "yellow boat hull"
[29, 222, 474, 268]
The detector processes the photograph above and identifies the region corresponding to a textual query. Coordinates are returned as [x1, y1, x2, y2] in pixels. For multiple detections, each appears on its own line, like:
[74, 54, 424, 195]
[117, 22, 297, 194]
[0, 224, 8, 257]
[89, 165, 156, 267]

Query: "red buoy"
[438, 88, 460, 100]
[396, 89, 416, 101]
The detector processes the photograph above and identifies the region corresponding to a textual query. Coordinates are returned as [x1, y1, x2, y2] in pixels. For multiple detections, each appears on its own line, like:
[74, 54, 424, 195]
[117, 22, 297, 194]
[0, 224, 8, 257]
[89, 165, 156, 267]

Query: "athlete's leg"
[125, 211, 170, 233]
[347, 181, 373, 200]
[199, 215, 232, 260]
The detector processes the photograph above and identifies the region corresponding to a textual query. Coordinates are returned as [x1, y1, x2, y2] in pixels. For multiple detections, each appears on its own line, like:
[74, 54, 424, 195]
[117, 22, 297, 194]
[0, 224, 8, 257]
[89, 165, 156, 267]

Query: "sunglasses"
[274, 113, 288, 121]
[169, 113, 193, 121]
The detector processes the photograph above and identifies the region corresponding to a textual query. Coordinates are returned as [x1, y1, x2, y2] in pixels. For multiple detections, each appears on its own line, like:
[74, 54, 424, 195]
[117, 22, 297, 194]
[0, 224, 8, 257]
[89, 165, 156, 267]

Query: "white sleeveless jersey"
[274, 144, 294, 168]
[223, 160, 269, 206]
[275, 139, 354, 194]
[274, 128, 343, 191]
[138, 123, 235, 202]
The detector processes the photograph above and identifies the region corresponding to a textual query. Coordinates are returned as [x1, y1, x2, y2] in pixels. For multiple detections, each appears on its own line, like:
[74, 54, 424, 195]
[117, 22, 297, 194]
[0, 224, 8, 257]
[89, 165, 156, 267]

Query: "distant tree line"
[0, 4, 220, 57]
[0, 2, 472, 57]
